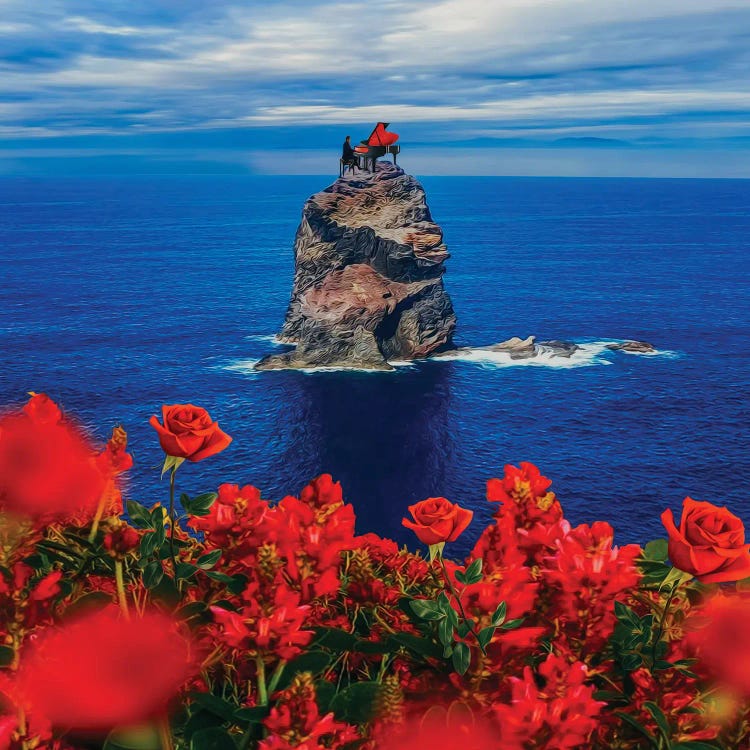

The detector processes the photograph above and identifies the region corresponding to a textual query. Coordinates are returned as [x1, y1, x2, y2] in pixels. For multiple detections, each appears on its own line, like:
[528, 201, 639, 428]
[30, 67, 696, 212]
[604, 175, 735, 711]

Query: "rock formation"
[255, 163, 456, 371]
[255, 163, 657, 371]
[606, 341, 656, 354]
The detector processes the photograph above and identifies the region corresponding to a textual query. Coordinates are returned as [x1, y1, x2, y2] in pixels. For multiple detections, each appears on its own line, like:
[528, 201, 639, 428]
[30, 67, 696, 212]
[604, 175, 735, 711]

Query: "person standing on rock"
[342, 136, 358, 173]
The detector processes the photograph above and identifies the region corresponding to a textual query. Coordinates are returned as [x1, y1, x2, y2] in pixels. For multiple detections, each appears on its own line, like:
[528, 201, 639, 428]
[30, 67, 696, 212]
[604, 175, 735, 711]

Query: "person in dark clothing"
[341, 135, 358, 173]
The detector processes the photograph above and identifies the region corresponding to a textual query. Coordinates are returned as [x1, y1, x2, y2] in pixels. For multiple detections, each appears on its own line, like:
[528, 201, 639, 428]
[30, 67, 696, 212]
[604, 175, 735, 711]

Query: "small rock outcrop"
[606, 341, 656, 354]
[256, 163, 456, 370]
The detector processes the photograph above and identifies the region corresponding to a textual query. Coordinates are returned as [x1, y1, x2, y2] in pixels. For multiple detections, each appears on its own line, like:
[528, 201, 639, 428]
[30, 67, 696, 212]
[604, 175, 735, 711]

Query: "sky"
[1, 0, 749, 176]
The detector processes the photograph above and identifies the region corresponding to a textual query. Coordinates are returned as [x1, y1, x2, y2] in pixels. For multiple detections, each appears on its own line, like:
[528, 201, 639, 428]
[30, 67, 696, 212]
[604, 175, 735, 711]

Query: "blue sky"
[1, 0, 749, 176]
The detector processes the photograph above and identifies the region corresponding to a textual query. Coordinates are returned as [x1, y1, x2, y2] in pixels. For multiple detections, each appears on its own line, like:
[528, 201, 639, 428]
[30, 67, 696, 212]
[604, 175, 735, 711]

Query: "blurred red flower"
[0, 394, 106, 521]
[687, 593, 750, 698]
[661, 497, 750, 583]
[149, 403, 231, 462]
[18, 606, 194, 731]
[402, 497, 473, 545]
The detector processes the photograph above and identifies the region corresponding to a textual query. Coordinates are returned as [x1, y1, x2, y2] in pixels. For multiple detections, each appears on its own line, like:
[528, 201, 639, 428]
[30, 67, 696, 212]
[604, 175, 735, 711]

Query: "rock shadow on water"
[268, 363, 457, 542]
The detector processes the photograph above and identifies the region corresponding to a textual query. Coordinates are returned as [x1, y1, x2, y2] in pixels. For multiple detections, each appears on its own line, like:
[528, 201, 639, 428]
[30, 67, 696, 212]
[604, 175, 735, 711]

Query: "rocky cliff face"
[255, 163, 456, 370]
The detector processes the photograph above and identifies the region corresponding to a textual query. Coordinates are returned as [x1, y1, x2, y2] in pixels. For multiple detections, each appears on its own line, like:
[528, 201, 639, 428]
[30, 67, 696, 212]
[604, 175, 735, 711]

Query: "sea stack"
[255, 162, 456, 370]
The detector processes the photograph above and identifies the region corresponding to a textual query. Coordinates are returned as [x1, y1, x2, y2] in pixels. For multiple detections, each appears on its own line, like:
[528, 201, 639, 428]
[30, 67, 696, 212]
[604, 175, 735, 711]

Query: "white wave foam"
[434, 341, 615, 369]
[618, 348, 682, 359]
[227, 341, 680, 375]
[224, 358, 262, 375]
[244, 334, 286, 345]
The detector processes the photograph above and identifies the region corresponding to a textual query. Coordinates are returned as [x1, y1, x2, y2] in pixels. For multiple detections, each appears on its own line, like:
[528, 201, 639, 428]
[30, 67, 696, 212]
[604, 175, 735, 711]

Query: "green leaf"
[183, 711, 224, 743]
[492, 602, 507, 627]
[313, 627, 359, 651]
[438, 616, 454, 647]
[477, 626, 495, 650]
[196, 550, 222, 570]
[142, 561, 164, 589]
[409, 599, 444, 621]
[190, 727, 236, 750]
[61, 591, 113, 620]
[643, 539, 669, 561]
[161, 454, 185, 478]
[204, 570, 235, 584]
[464, 558, 482, 584]
[139, 531, 160, 559]
[233, 706, 270, 724]
[189, 692, 239, 722]
[148, 574, 181, 608]
[226, 574, 248, 596]
[614, 601, 641, 627]
[615, 711, 657, 743]
[454, 569, 466, 584]
[315, 680, 336, 714]
[436, 591, 452, 615]
[428, 542, 445, 562]
[501, 618, 525, 630]
[276, 651, 333, 691]
[672, 743, 721, 750]
[103, 726, 162, 750]
[593, 690, 629, 705]
[176, 562, 199, 580]
[644, 701, 671, 741]
[182, 492, 219, 517]
[0, 645, 14, 668]
[660, 567, 694, 590]
[451, 642, 471, 675]
[126, 500, 155, 529]
[175, 601, 209, 623]
[387, 632, 444, 660]
[330, 682, 380, 724]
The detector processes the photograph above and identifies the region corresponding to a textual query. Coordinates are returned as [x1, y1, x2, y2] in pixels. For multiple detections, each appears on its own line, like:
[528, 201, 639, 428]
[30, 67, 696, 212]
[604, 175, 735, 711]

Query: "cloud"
[0, 0, 748, 174]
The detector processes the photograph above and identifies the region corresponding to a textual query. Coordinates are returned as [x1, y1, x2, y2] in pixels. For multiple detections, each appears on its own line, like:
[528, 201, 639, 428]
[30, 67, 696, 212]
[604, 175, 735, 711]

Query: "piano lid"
[365, 122, 399, 146]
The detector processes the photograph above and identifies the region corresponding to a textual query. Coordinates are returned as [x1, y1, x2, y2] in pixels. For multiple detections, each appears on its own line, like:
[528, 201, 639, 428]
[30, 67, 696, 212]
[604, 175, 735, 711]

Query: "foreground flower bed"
[1, 395, 749, 750]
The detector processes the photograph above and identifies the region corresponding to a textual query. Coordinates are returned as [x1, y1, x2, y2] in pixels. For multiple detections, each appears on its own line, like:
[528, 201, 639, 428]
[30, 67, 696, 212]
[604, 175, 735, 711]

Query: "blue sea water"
[1, 174, 748, 555]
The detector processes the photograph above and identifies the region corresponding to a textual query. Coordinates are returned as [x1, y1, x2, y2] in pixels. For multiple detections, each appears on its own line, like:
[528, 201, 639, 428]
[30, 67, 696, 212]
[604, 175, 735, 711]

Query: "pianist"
[341, 136, 358, 172]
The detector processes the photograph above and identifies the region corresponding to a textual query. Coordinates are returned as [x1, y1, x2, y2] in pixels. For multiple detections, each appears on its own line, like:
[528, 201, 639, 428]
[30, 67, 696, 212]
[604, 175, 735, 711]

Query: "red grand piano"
[353, 122, 400, 172]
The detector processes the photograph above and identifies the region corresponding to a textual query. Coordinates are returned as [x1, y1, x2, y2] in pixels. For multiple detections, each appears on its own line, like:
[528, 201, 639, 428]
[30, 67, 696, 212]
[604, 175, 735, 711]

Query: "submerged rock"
[255, 163, 456, 371]
[606, 340, 656, 354]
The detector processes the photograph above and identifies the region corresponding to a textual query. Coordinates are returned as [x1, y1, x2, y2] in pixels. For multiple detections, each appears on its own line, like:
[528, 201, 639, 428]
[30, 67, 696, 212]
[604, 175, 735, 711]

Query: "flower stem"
[256, 656, 268, 705]
[114, 559, 130, 619]
[651, 581, 679, 669]
[438, 556, 486, 655]
[157, 715, 174, 750]
[87, 487, 109, 543]
[168, 468, 177, 575]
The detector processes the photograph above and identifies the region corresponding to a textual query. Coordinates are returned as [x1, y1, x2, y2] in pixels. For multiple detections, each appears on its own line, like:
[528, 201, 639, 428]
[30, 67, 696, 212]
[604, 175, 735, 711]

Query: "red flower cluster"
[261, 675, 359, 750]
[0, 394, 748, 750]
[494, 653, 605, 749]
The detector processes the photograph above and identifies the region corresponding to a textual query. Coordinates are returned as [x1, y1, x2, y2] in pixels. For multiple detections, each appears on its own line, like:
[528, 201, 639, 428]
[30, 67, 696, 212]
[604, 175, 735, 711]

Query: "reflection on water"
[261, 364, 455, 543]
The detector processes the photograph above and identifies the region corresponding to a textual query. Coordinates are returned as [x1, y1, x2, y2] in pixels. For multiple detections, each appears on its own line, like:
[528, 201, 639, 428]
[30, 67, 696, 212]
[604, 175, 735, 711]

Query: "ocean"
[1, 174, 748, 554]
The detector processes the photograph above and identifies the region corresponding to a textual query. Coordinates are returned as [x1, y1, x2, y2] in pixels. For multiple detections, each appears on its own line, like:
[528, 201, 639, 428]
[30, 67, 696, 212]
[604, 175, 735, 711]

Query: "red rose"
[149, 404, 232, 462]
[661, 497, 750, 584]
[402, 497, 473, 546]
